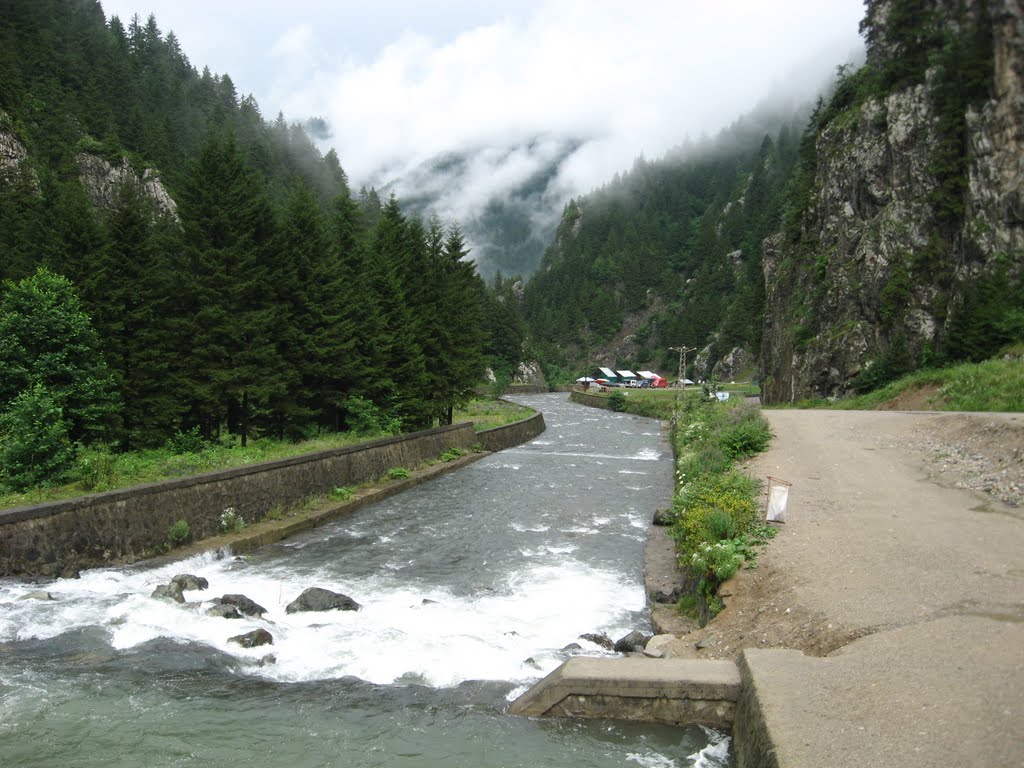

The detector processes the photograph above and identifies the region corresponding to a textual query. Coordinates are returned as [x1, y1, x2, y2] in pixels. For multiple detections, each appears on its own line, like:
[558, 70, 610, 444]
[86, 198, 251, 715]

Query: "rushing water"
[0, 393, 731, 767]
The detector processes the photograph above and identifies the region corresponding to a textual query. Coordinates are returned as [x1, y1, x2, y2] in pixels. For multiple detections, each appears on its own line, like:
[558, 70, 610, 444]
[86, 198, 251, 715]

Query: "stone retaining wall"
[570, 389, 611, 410]
[0, 411, 544, 577]
[475, 409, 546, 452]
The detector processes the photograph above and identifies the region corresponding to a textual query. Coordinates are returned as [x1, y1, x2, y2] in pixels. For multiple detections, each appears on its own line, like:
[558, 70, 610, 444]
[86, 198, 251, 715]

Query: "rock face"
[75, 152, 179, 221]
[285, 587, 361, 614]
[512, 360, 546, 386]
[0, 119, 36, 189]
[761, 0, 1024, 402]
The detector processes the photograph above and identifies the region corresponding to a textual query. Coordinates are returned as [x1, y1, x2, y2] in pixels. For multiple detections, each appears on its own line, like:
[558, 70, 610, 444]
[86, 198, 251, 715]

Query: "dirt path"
[658, 409, 1024, 660]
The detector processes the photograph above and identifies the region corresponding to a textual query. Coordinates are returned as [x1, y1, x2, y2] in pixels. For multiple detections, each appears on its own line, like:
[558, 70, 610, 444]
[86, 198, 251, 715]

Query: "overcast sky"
[100, 0, 865, 206]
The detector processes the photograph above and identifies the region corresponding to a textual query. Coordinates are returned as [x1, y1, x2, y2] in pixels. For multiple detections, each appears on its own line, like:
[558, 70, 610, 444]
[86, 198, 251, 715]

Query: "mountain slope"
[761, 0, 1023, 402]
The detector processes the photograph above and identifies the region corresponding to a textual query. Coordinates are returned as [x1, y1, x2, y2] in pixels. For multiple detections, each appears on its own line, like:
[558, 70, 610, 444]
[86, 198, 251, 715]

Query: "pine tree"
[174, 129, 286, 443]
[436, 223, 486, 423]
[85, 182, 184, 448]
[366, 196, 429, 429]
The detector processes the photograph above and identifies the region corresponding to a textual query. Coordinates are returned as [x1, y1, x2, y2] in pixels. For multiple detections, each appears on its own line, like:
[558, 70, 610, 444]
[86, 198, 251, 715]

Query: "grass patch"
[453, 398, 535, 430]
[0, 397, 534, 510]
[791, 357, 1023, 412]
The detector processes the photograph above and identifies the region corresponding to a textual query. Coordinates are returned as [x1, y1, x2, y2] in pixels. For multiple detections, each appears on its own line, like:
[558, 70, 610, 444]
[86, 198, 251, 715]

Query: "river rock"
[285, 587, 361, 614]
[171, 574, 209, 592]
[207, 603, 243, 619]
[613, 630, 652, 653]
[218, 594, 267, 617]
[228, 628, 273, 648]
[151, 582, 184, 603]
[579, 632, 615, 650]
[560, 642, 583, 653]
[652, 507, 674, 526]
[18, 591, 54, 602]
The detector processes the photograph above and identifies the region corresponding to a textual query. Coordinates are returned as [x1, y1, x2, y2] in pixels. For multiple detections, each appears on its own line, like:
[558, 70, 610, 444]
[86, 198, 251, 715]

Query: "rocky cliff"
[75, 152, 179, 221]
[761, 0, 1023, 402]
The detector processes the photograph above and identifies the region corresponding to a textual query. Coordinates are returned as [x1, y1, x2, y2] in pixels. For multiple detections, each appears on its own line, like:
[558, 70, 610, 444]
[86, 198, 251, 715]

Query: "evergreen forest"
[0, 0, 524, 488]
[522, 113, 805, 380]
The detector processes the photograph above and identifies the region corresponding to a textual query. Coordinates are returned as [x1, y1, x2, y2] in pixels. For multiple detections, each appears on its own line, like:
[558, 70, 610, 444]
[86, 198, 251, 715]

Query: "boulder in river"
[579, 632, 615, 650]
[285, 586, 361, 614]
[17, 591, 54, 602]
[613, 630, 652, 653]
[151, 582, 184, 603]
[218, 594, 267, 617]
[171, 574, 209, 592]
[228, 628, 273, 648]
[207, 603, 243, 619]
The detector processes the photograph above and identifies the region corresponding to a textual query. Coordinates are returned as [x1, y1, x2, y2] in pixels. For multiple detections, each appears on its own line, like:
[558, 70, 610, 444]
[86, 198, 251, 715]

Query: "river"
[0, 393, 731, 767]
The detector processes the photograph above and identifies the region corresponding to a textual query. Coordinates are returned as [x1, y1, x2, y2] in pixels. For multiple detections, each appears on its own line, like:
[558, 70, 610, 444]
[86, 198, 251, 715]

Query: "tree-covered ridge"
[522, 112, 804, 380]
[0, 0, 513, 482]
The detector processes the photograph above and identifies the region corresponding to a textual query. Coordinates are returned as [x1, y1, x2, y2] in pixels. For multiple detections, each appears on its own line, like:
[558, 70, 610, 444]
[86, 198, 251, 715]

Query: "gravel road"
[658, 408, 1024, 657]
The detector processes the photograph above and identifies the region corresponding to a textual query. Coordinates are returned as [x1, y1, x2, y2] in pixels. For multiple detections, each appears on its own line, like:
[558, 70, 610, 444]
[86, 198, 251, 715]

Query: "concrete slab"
[508, 657, 740, 728]
[736, 615, 1024, 768]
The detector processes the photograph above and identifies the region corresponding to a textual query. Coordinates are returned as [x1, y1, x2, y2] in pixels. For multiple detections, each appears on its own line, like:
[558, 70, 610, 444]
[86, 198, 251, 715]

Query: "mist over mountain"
[373, 136, 585, 281]
[361, 41, 861, 282]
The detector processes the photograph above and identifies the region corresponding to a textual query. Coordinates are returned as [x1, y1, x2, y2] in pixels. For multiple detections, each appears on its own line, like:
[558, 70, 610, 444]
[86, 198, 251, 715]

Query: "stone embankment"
[0, 409, 545, 577]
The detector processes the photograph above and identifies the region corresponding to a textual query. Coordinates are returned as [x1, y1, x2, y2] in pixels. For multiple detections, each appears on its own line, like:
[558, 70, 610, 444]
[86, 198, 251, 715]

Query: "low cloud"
[272, 1, 862, 193]
[101, 0, 865, 272]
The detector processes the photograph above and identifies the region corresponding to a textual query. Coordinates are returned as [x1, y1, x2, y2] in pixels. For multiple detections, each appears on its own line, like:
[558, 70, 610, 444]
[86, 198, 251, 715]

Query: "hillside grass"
[792, 355, 1024, 412]
[0, 398, 534, 510]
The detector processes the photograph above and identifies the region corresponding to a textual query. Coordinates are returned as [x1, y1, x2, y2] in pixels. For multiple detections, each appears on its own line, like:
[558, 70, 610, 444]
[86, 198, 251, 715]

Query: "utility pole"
[668, 346, 696, 389]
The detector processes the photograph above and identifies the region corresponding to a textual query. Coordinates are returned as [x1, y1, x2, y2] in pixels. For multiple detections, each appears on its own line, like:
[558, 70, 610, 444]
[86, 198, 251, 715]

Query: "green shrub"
[690, 539, 747, 583]
[0, 384, 76, 491]
[441, 447, 467, 462]
[669, 471, 760, 552]
[675, 443, 730, 483]
[676, 594, 699, 620]
[75, 443, 117, 491]
[386, 467, 410, 480]
[167, 519, 190, 546]
[705, 507, 737, 540]
[345, 396, 401, 436]
[219, 506, 245, 533]
[331, 486, 354, 501]
[719, 406, 773, 459]
[607, 391, 627, 412]
[164, 427, 206, 455]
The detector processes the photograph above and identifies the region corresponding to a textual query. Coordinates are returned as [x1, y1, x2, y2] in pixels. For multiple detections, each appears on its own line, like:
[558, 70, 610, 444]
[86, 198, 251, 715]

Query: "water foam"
[1, 554, 645, 689]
